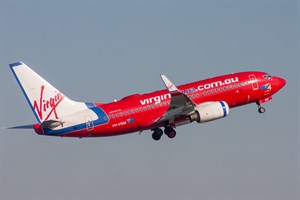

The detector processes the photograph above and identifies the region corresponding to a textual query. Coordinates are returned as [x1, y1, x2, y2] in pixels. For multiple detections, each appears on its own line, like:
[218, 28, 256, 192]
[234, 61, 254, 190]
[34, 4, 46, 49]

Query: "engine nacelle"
[189, 101, 229, 123]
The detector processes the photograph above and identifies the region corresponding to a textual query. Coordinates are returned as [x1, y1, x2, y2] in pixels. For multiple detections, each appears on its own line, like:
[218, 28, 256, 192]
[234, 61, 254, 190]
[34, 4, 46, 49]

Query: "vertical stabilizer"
[10, 62, 87, 123]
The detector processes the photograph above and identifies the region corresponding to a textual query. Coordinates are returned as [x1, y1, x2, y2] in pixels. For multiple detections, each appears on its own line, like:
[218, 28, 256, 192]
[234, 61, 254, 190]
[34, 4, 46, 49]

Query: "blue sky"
[0, 1, 299, 200]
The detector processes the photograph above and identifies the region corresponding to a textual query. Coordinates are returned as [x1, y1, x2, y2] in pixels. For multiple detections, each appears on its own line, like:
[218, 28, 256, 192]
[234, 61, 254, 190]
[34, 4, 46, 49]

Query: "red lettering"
[33, 85, 64, 121]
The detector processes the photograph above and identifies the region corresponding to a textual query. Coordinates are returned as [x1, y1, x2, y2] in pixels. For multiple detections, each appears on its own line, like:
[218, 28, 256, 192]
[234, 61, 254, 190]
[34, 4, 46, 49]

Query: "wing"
[156, 74, 197, 123]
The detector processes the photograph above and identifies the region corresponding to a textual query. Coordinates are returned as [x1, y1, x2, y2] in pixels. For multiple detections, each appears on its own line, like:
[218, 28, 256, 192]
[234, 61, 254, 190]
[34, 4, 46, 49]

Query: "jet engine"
[189, 101, 229, 123]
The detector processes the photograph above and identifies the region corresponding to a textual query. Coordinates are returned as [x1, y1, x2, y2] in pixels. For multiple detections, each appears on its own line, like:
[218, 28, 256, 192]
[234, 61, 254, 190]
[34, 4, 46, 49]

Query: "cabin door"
[249, 74, 258, 90]
[85, 116, 94, 132]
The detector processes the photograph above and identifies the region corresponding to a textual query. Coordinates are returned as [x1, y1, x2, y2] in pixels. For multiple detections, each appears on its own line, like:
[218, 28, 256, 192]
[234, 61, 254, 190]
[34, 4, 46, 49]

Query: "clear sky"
[0, 1, 299, 200]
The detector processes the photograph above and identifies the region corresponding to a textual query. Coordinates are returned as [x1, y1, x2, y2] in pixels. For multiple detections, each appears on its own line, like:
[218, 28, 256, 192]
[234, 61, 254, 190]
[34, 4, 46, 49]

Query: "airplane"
[8, 61, 286, 140]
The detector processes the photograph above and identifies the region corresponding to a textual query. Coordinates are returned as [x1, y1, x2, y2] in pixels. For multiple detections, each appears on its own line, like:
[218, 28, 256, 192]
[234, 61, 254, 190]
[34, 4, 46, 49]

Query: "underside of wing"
[156, 75, 197, 124]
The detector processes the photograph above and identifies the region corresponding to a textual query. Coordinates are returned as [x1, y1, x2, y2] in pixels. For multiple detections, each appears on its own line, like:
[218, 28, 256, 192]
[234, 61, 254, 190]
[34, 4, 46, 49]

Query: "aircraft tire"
[258, 107, 266, 113]
[152, 128, 163, 141]
[167, 130, 176, 139]
[165, 127, 176, 139]
[152, 133, 161, 141]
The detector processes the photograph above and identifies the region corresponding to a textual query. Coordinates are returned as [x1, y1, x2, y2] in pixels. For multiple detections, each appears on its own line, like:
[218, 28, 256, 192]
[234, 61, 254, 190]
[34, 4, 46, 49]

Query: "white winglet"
[160, 74, 179, 92]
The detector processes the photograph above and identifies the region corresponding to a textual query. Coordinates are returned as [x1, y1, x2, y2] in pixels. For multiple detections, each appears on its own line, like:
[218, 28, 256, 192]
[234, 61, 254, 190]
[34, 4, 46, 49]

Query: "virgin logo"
[33, 85, 64, 121]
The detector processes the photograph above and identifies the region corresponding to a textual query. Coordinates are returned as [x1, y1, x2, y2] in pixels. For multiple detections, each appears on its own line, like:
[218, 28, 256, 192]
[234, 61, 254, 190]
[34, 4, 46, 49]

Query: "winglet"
[160, 74, 179, 93]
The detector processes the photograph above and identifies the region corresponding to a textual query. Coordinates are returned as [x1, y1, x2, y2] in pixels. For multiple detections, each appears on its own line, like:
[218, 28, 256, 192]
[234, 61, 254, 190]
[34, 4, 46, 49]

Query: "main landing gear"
[152, 127, 177, 141]
[152, 128, 163, 141]
[256, 102, 266, 113]
[164, 127, 176, 139]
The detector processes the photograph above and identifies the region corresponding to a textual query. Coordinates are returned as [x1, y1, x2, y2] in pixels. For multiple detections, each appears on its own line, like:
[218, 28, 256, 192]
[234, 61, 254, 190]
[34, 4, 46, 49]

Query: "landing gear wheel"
[167, 130, 176, 139]
[152, 133, 161, 141]
[258, 107, 266, 113]
[164, 127, 176, 139]
[152, 128, 163, 141]
[256, 101, 266, 114]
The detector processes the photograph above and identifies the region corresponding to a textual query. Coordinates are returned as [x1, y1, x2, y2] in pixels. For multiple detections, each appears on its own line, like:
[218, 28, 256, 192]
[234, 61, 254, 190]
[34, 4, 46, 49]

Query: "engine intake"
[189, 101, 229, 123]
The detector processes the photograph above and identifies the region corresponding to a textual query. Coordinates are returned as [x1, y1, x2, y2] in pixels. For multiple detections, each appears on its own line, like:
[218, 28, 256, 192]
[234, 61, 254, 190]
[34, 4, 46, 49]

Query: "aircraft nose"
[274, 76, 286, 90]
[277, 77, 286, 89]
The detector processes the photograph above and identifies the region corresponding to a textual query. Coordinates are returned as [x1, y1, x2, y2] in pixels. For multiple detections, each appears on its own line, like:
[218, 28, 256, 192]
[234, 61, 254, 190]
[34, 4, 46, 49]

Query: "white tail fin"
[10, 62, 87, 123]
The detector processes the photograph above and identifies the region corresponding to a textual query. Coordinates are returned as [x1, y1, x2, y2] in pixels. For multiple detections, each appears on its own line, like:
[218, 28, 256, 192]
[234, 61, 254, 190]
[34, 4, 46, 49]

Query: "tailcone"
[33, 124, 44, 135]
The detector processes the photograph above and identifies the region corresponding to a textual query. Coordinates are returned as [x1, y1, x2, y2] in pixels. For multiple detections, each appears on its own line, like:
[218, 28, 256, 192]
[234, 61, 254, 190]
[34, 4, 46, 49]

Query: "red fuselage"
[34, 71, 286, 138]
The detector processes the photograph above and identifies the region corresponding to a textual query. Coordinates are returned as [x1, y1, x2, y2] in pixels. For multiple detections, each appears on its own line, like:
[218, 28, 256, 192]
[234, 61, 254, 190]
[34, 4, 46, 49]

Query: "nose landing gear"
[258, 106, 266, 113]
[256, 102, 266, 113]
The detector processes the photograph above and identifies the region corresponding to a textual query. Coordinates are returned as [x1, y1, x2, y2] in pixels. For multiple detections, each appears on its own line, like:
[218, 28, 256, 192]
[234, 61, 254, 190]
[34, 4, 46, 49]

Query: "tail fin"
[10, 62, 87, 123]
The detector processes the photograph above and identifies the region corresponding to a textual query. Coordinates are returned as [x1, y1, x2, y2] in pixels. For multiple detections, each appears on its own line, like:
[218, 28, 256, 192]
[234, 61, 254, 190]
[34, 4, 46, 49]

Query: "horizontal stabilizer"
[6, 124, 34, 129]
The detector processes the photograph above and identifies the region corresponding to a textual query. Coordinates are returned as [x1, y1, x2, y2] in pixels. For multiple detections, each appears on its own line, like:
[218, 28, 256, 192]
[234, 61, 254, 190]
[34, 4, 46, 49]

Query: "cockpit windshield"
[263, 74, 272, 79]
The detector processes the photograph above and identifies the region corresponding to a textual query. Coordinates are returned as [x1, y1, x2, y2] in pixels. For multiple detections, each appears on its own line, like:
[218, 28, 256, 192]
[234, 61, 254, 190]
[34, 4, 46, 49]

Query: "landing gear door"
[85, 116, 94, 131]
[249, 74, 258, 90]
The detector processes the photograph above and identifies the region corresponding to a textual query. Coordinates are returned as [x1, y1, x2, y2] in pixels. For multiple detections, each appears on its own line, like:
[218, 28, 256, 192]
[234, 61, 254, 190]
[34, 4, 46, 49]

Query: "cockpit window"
[263, 74, 272, 79]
